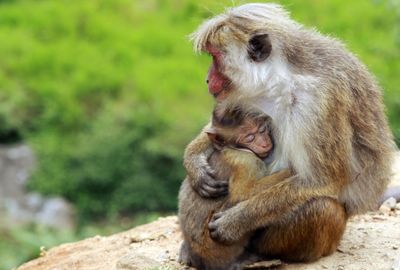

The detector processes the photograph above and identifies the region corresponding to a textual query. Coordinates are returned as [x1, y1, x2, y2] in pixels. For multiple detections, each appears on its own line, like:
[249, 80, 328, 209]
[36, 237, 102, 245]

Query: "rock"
[117, 253, 160, 270]
[36, 197, 75, 229]
[26, 193, 45, 211]
[393, 259, 400, 270]
[3, 193, 75, 229]
[379, 204, 392, 213]
[380, 197, 397, 212]
[16, 213, 400, 270]
[244, 260, 282, 269]
[383, 197, 397, 209]
[0, 144, 34, 198]
[0, 144, 76, 229]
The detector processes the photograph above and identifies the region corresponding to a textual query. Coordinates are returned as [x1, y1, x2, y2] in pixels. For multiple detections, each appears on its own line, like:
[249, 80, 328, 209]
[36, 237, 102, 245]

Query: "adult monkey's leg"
[251, 197, 347, 262]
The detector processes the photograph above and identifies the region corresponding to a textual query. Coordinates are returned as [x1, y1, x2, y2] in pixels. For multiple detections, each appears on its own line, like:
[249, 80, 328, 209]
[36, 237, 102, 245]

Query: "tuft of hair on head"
[228, 3, 290, 21]
[189, 3, 292, 53]
[212, 104, 245, 128]
[212, 103, 269, 129]
[189, 14, 228, 53]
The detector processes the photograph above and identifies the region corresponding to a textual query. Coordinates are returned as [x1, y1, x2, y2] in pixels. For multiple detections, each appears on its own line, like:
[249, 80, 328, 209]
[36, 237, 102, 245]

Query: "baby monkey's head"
[206, 104, 274, 159]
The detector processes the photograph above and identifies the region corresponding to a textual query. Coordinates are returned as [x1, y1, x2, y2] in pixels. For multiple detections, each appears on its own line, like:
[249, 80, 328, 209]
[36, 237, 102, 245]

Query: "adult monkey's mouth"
[212, 89, 230, 101]
[205, 43, 232, 101]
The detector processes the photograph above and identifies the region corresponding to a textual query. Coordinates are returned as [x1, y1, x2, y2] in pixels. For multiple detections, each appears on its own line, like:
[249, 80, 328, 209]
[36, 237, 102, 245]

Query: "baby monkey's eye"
[244, 134, 255, 143]
[258, 125, 267, 133]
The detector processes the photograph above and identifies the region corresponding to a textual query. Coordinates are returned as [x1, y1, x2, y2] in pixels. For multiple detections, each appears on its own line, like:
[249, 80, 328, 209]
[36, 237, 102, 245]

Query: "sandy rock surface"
[15, 214, 400, 270]
[17, 153, 400, 270]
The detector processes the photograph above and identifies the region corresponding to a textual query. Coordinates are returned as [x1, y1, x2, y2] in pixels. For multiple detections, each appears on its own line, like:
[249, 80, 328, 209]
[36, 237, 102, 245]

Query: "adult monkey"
[183, 3, 396, 262]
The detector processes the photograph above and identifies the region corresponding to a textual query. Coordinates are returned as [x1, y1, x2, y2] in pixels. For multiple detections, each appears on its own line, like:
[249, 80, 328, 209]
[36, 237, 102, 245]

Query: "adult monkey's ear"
[248, 34, 272, 62]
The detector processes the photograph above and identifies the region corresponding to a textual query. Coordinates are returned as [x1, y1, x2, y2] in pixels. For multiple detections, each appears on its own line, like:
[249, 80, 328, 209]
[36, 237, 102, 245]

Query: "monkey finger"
[198, 185, 219, 197]
[208, 220, 222, 240]
[213, 186, 229, 195]
[204, 178, 228, 188]
[209, 230, 219, 240]
[204, 166, 216, 177]
[204, 182, 229, 194]
[200, 184, 228, 198]
[206, 171, 216, 181]
[204, 180, 228, 190]
[208, 220, 218, 231]
[211, 188, 229, 197]
[201, 174, 217, 185]
[211, 212, 224, 221]
[209, 231, 225, 243]
[198, 188, 213, 198]
[200, 177, 228, 196]
[199, 162, 215, 175]
[214, 180, 229, 188]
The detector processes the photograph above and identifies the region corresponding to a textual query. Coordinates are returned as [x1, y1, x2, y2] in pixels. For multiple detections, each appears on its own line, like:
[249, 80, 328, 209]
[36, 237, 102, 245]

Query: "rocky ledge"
[17, 153, 400, 270]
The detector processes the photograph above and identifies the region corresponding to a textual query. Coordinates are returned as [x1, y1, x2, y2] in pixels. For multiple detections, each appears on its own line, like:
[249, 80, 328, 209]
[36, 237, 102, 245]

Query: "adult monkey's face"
[205, 43, 231, 101]
[190, 4, 289, 101]
[205, 33, 271, 101]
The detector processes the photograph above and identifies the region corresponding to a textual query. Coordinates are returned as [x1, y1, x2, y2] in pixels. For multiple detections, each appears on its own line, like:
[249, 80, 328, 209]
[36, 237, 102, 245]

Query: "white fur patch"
[222, 30, 322, 180]
[192, 3, 323, 180]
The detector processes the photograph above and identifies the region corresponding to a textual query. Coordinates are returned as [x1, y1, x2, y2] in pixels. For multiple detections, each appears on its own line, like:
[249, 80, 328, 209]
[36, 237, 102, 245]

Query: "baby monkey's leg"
[251, 197, 347, 262]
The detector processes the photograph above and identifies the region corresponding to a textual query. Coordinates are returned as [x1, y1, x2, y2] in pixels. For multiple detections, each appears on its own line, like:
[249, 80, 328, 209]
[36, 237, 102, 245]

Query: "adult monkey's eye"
[248, 34, 272, 62]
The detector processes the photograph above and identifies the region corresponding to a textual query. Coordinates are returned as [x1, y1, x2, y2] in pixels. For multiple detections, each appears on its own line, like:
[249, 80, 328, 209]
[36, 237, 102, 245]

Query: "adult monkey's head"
[190, 3, 299, 101]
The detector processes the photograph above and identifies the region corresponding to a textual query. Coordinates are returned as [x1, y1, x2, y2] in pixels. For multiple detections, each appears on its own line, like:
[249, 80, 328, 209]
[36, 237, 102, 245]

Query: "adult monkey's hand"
[183, 124, 228, 198]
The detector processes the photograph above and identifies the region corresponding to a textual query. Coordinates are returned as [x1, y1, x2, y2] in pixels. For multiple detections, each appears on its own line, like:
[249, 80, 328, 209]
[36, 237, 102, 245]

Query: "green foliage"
[29, 101, 183, 221]
[0, 224, 78, 270]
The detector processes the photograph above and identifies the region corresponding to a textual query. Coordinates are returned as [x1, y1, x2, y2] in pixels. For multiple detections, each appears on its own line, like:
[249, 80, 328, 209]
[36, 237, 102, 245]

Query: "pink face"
[207, 119, 273, 159]
[236, 120, 273, 158]
[206, 43, 232, 101]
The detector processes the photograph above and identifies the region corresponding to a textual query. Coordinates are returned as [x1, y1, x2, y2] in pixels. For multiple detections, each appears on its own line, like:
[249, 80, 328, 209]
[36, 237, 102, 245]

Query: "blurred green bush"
[0, 0, 399, 269]
[0, 0, 399, 223]
[29, 101, 183, 221]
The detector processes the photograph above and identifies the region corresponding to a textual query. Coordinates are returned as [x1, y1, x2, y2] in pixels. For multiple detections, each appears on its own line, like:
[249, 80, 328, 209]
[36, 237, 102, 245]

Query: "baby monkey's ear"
[205, 127, 225, 150]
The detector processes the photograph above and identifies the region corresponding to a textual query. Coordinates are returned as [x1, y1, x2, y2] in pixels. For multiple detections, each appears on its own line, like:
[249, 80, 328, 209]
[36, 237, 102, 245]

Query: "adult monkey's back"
[183, 3, 396, 261]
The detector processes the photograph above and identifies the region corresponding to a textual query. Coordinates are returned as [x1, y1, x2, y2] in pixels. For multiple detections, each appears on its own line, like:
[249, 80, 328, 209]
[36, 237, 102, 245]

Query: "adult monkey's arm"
[208, 109, 352, 243]
[183, 122, 229, 198]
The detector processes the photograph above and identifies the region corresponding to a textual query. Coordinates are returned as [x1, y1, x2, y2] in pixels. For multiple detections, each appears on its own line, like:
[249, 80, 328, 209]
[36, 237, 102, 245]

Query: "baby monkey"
[178, 104, 291, 270]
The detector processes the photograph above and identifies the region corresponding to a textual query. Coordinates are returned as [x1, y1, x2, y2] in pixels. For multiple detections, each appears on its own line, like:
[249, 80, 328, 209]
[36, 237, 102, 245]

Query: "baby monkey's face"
[207, 118, 273, 159]
[234, 119, 273, 158]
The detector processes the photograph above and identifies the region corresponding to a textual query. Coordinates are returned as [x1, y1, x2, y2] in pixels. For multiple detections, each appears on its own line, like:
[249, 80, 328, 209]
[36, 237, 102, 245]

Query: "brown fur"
[183, 2, 396, 264]
[179, 147, 291, 270]
[251, 196, 346, 262]
[180, 145, 346, 267]
[179, 108, 281, 269]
